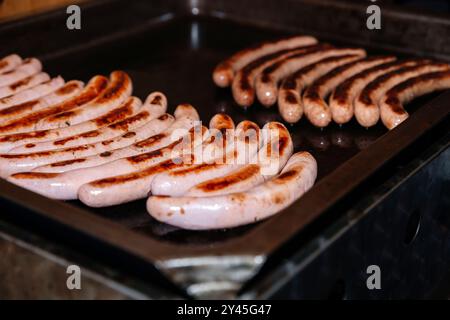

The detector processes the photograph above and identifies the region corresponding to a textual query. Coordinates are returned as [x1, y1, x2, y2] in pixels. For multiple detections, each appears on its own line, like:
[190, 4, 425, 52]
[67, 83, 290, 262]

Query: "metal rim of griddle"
[0, 0, 449, 297]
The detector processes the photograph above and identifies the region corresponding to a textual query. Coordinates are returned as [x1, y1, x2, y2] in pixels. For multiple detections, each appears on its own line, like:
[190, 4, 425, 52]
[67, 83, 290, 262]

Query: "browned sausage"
[278, 54, 363, 123]
[380, 70, 450, 129]
[303, 56, 396, 127]
[213, 35, 317, 87]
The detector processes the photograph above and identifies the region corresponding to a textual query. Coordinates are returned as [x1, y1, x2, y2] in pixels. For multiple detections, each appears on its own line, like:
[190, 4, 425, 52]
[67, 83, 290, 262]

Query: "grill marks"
[195, 164, 260, 192]
[238, 44, 321, 91]
[273, 168, 298, 183]
[53, 130, 100, 146]
[0, 100, 39, 117]
[104, 110, 147, 130]
[0, 77, 107, 134]
[122, 132, 136, 138]
[126, 148, 164, 164]
[305, 56, 393, 101]
[387, 70, 450, 99]
[276, 136, 289, 156]
[92, 98, 135, 126]
[357, 61, 447, 106]
[9, 76, 33, 90]
[11, 172, 59, 179]
[46, 82, 132, 125]
[260, 44, 333, 83]
[55, 82, 80, 95]
[331, 59, 409, 104]
[302, 56, 397, 127]
[133, 133, 167, 148]
[44, 79, 107, 116]
[1, 144, 93, 159]
[90, 159, 184, 187]
[278, 54, 363, 124]
[233, 44, 325, 107]
[150, 95, 162, 105]
[213, 35, 318, 87]
[353, 61, 450, 127]
[0, 130, 50, 143]
[96, 71, 130, 103]
[380, 70, 450, 129]
[217, 35, 450, 129]
[50, 158, 86, 167]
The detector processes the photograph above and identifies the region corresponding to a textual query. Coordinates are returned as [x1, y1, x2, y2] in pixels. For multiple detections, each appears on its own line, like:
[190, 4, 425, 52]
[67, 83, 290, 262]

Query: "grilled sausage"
[303, 56, 396, 128]
[0, 72, 50, 99]
[0, 76, 108, 149]
[1, 92, 139, 147]
[0, 97, 143, 175]
[354, 61, 450, 127]
[147, 151, 317, 230]
[78, 114, 236, 207]
[0, 76, 65, 111]
[208, 113, 235, 131]
[31, 103, 201, 173]
[8, 120, 207, 200]
[32, 113, 175, 173]
[185, 122, 294, 197]
[35, 71, 132, 130]
[328, 59, 424, 124]
[0, 80, 82, 124]
[150, 120, 263, 197]
[256, 48, 367, 107]
[0, 58, 42, 87]
[213, 35, 317, 87]
[0, 54, 22, 74]
[380, 70, 450, 129]
[9, 92, 168, 153]
[231, 44, 330, 108]
[278, 54, 363, 124]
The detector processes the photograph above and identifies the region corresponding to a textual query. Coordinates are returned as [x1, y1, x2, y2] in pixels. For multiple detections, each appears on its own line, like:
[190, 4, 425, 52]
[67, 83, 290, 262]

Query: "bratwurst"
[147, 151, 317, 230]
[213, 35, 317, 87]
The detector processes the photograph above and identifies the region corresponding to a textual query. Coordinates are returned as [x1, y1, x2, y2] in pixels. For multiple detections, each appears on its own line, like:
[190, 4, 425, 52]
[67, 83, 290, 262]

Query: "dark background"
[343, 0, 450, 13]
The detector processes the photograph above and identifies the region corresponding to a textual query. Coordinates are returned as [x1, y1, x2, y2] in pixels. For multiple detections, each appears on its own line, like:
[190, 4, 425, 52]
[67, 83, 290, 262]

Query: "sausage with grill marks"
[0, 72, 50, 99]
[36, 71, 132, 130]
[354, 61, 450, 127]
[0, 76, 108, 137]
[380, 70, 450, 129]
[78, 114, 235, 207]
[10, 92, 168, 153]
[0, 80, 82, 125]
[31, 103, 200, 173]
[0, 58, 42, 87]
[278, 54, 363, 124]
[0, 54, 22, 74]
[303, 56, 396, 128]
[0, 92, 140, 153]
[31, 113, 175, 173]
[231, 44, 330, 108]
[213, 35, 317, 87]
[147, 151, 317, 230]
[328, 59, 424, 124]
[0, 76, 65, 111]
[185, 122, 293, 197]
[256, 48, 367, 107]
[0, 97, 143, 175]
[151, 120, 263, 197]
[8, 119, 207, 200]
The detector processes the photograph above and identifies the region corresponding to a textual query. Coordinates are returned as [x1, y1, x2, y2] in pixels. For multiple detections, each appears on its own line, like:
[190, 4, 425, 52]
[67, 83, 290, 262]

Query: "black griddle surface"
[39, 16, 441, 246]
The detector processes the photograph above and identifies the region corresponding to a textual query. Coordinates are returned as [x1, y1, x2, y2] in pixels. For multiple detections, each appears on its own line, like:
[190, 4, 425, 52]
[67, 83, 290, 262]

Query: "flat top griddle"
[61, 17, 388, 245]
[0, 0, 448, 297]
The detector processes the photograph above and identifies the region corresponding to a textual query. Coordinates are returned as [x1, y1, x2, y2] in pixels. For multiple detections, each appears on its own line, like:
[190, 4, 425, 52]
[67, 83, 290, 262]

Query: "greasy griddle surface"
[41, 16, 438, 245]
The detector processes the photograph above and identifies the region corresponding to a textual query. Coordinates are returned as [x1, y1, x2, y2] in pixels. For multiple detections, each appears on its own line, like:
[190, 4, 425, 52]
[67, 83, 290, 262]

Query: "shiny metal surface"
[0, 0, 448, 298]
